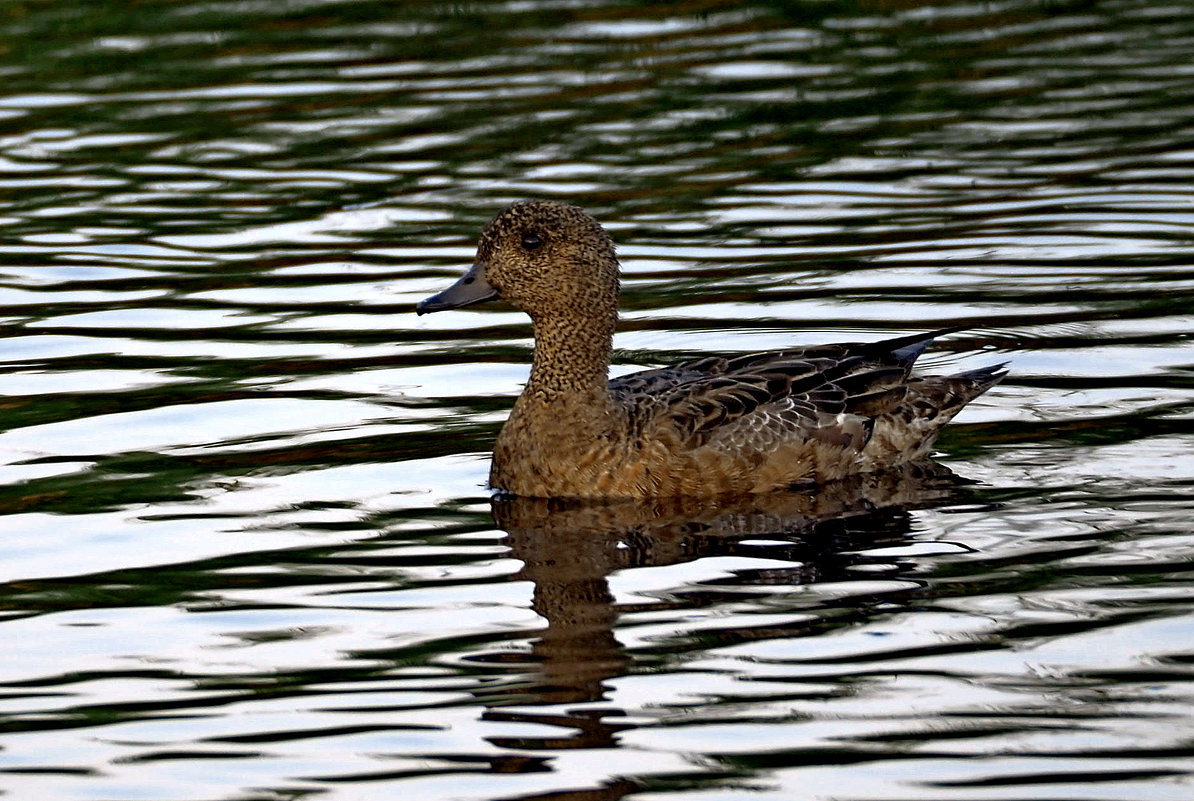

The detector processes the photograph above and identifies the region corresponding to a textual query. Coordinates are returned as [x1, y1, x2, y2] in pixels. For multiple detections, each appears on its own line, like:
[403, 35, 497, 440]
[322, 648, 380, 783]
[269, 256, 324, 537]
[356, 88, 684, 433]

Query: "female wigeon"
[418, 200, 1004, 498]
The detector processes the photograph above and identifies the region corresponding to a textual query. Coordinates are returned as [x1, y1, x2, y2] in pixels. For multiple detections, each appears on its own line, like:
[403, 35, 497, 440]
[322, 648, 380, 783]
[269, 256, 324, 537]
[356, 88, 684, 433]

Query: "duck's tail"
[944, 361, 1010, 403]
[868, 329, 1008, 394]
[861, 338, 1008, 467]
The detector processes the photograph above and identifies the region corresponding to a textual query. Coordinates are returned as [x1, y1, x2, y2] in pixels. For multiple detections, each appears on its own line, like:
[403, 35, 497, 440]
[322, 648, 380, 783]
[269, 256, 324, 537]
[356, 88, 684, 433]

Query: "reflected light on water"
[2, 0, 1194, 799]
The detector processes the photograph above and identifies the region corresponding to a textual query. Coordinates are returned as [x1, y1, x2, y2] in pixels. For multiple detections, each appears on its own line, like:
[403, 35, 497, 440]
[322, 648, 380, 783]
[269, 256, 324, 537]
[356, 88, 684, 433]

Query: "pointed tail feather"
[948, 362, 1009, 400]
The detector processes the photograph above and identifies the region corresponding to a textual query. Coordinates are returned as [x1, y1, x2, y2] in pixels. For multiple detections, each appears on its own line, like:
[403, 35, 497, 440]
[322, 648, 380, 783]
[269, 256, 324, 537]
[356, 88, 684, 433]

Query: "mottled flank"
[418, 200, 1006, 498]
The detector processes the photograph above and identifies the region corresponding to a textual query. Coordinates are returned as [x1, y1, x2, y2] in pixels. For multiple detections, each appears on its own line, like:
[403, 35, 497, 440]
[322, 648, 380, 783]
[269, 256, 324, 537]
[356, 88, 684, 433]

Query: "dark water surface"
[3, 1, 1194, 799]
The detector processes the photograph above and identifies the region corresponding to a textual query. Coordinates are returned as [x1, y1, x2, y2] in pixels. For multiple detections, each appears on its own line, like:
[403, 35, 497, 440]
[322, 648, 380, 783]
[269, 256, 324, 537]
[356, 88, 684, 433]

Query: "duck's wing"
[610, 330, 956, 451]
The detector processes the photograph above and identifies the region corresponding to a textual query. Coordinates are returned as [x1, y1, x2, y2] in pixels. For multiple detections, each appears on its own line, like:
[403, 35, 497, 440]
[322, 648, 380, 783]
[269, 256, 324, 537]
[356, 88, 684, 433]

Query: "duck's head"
[416, 200, 620, 321]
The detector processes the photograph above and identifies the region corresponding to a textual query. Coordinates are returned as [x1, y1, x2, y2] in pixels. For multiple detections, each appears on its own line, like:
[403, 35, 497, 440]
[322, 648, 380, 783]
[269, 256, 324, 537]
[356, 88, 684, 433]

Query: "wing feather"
[608, 331, 956, 454]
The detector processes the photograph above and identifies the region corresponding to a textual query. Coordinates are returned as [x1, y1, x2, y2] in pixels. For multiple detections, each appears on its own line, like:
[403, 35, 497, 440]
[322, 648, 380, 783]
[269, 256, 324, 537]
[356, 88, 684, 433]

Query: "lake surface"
[3, 1, 1194, 799]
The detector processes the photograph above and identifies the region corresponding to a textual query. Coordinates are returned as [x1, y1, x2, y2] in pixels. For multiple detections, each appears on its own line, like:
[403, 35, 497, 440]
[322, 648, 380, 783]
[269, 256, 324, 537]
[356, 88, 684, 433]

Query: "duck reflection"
[476, 462, 976, 758]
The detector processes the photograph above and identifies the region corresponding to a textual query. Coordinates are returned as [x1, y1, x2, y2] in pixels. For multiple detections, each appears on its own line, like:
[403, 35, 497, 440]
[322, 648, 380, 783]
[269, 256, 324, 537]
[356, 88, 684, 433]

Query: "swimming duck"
[417, 200, 1004, 498]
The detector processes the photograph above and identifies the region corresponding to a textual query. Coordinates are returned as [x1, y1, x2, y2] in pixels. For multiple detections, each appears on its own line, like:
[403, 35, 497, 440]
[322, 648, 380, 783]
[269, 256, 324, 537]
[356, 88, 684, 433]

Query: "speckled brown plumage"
[417, 200, 1006, 498]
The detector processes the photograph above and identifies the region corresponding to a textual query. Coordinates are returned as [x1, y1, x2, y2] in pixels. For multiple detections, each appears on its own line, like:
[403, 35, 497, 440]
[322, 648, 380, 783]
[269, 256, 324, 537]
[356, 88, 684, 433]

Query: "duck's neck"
[524, 311, 615, 406]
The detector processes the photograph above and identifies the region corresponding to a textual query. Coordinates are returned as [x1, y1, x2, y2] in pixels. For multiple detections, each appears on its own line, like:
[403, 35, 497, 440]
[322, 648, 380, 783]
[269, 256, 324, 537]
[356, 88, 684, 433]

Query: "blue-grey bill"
[416, 262, 498, 315]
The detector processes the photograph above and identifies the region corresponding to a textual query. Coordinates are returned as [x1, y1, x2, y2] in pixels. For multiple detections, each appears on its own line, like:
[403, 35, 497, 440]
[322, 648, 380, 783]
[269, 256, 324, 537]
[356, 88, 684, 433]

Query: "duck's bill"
[416, 261, 498, 315]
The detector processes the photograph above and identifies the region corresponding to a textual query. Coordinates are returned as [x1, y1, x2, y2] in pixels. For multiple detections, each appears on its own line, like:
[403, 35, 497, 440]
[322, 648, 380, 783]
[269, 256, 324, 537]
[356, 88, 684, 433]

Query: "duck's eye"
[520, 232, 544, 251]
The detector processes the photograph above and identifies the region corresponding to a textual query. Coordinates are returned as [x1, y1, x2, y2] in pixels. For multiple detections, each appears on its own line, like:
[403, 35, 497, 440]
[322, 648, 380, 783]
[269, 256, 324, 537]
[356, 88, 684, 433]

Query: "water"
[2, 0, 1194, 798]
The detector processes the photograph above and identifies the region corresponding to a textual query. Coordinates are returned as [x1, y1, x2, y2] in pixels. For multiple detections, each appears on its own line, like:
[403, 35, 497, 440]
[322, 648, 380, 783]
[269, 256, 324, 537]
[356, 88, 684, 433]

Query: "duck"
[417, 200, 1005, 499]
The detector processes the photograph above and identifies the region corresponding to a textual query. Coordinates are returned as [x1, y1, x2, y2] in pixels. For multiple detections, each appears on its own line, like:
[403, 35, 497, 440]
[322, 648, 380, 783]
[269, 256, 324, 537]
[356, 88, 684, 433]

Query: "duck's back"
[605, 330, 1005, 495]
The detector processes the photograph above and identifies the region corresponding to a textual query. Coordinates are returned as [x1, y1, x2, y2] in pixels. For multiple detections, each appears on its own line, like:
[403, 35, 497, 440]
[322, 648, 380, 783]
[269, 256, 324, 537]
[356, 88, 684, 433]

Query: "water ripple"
[2, 0, 1194, 799]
